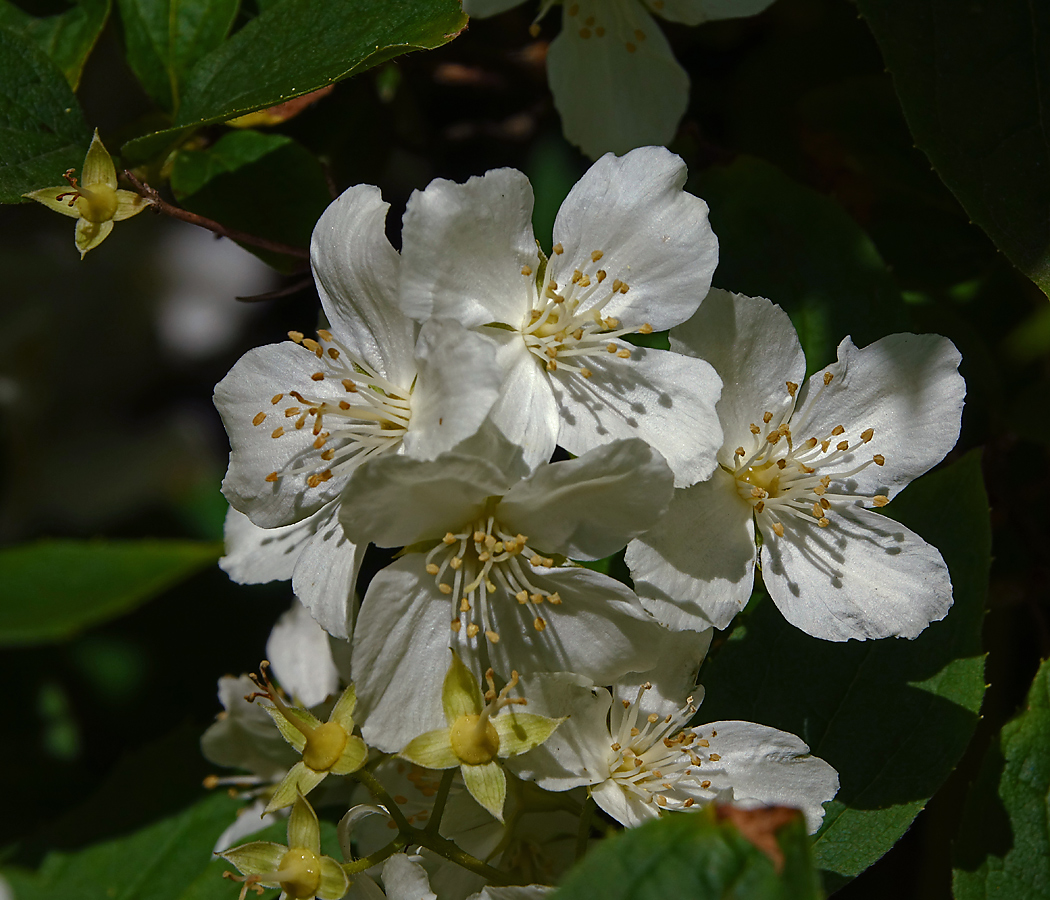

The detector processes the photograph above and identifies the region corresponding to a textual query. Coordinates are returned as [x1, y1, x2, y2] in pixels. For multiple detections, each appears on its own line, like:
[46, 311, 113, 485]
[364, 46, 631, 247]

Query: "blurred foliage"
[552, 806, 821, 900]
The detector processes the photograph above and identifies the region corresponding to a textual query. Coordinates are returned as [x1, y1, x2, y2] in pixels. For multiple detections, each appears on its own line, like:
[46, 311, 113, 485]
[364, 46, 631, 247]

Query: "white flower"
[338, 437, 674, 752]
[214, 184, 501, 636]
[463, 1, 775, 159]
[509, 627, 839, 831]
[220, 505, 363, 640]
[627, 289, 966, 641]
[397, 146, 723, 485]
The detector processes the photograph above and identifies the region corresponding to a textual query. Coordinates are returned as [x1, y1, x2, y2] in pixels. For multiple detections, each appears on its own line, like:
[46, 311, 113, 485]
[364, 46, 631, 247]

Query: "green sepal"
[266, 761, 327, 814]
[330, 734, 368, 776]
[330, 683, 357, 730]
[262, 703, 316, 753]
[317, 855, 351, 900]
[218, 840, 285, 880]
[443, 652, 483, 722]
[287, 792, 321, 855]
[494, 712, 565, 758]
[461, 760, 507, 823]
[400, 728, 458, 770]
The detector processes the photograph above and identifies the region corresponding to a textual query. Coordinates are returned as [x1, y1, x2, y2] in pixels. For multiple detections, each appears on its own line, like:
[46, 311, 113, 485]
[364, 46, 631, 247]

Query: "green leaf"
[698, 451, 989, 885]
[1, 792, 243, 900]
[169, 130, 331, 269]
[169, 128, 290, 197]
[116, 0, 239, 112]
[122, 0, 467, 162]
[0, 0, 110, 89]
[0, 539, 221, 645]
[953, 657, 1050, 898]
[695, 156, 909, 375]
[552, 806, 821, 900]
[0, 25, 91, 203]
[855, 0, 1050, 298]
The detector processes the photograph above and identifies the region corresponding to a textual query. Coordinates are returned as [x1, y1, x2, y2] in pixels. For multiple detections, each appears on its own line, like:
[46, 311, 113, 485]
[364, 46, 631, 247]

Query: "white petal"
[290, 506, 362, 640]
[400, 168, 539, 325]
[590, 778, 659, 828]
[548, 2, 689, 159]
[311, 183, 416, 386]
[220, 505, 312, 585]
[612, 626, 713, 714]
[500, 438, 674, 559]
[645, 0, 776, 26]
[346, 874, 388, 900]
[508, 675, 612, 790]
[758, 504, 953, 641]
[550, 343, 723, 486]
[468, 887, 556, 900]
[671, 289, 806, 469]
[338, 452, 510, 548]
[626, 469, 757, 631]
[484, 331, 560, 472]
[691, 720, 839, 834]
[353, 557, 459, 752]
[402, 318, 501, 461]
[790, 333, 965, 500]
[215, 342, 355, 527]
[485, 566, 662, 686]
[382, 854, 438, 900]
[266, 601, 341, 707]
[551, 146, 716, 330]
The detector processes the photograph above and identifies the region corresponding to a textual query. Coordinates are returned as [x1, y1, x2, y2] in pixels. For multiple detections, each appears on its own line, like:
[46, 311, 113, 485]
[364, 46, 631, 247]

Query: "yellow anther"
[639, 323, 653, 334]
[426, 563, 440, 575]
[831, 425, 845, 436]
[521, 265, 532, 276]
[763, 411, 773, 424]
[873, 495, 890, 507]
[466, 623, 480, 638]
[824, 372, 834, 385]
[486, 630, 500, 643]
[284, 407, 301, 417]
[451, 618, 462, 632]
[861, 428, 874, 442]
[271, 393, 284, 404]
[533, 617, 546, 632]
[596, 269, 607, 282]
[735, 447, 745, 457]
[873, 454, 885, 466]
[750, 424, 761, 435]
[617, 348, 631, 359]
[439, 583, 453, 595]
[553, 243, 564, 255]
[288, 331, 304, 343]
[265, 471, 279, 483]
[786, 381, 798, 396]
[342, 379, 357, 392]
[271, 426, 284, 438]
[253, 412, 266, 426]
[311, 372, 324, 381]
[450, 556, 463, 569]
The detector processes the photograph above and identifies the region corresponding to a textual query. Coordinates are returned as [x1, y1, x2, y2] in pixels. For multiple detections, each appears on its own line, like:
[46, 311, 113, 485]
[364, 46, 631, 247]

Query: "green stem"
[426, 770, 455, 836]
[352, 769, 414, 834]
[343, 835, 407, 876]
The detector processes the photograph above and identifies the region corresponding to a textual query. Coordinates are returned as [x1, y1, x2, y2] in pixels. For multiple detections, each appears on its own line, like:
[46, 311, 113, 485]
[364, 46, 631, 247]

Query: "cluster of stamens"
[606, 683, 721, 810]
[253, 329, 411, 488]
[520, 244, 651, 377]
[731, 373, 889, 535]
[424, 514, 564, 641]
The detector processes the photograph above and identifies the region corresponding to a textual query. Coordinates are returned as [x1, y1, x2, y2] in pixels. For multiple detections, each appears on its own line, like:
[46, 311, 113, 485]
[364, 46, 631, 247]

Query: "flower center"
[74, 183, 118, 223]
[450, 714, 501, 764]
[729, 375, 889, 536]
[277, 847, 322, 899]
[518, 245, 652, 378]
[424, 513, 563, 643]
[606, 683, 717, 810]
[255, 329, 411, 488]
[302, 720, 349, 772]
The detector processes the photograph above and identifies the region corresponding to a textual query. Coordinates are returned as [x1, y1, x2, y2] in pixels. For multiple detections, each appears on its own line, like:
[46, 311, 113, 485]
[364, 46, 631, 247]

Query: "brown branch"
[122, 170, 311, 261]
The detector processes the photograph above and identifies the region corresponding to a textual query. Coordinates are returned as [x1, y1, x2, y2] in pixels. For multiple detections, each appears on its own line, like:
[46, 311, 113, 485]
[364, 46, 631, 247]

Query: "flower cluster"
[207, 145, 964, 897]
